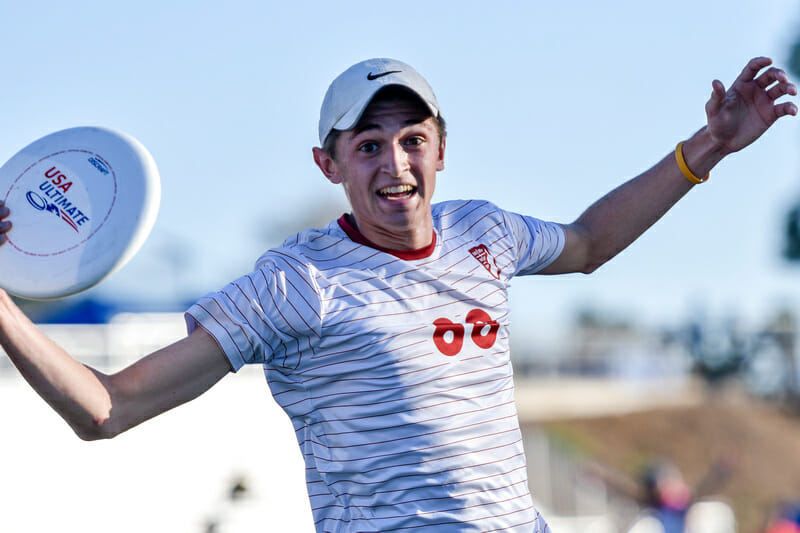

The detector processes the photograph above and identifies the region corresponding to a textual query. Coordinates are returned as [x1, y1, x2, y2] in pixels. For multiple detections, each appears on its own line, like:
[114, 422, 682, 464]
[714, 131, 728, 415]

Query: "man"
[0, 57, 795, 532]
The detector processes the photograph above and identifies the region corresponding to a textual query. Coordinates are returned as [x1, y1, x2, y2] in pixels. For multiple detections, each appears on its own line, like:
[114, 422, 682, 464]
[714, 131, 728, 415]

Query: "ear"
[436, 137, 446, 172]
[312, 147, 343, 184]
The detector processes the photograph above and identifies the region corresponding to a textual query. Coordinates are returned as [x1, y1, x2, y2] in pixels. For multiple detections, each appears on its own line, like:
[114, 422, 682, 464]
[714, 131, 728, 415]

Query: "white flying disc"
[0, 127, 160, 300]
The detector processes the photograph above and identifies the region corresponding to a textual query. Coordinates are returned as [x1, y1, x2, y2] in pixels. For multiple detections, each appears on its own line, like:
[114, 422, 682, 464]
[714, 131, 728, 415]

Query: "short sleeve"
[185, 251, 322, 372]
[501, 209, 566, 277]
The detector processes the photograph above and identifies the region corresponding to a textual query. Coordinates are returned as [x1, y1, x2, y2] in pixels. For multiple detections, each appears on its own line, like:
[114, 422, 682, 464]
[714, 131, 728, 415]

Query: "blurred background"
[3, 1, 800, 531]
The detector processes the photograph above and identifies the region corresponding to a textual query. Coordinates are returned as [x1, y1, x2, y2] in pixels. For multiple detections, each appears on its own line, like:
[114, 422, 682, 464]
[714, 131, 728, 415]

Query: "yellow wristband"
[675, 141, 709, 184]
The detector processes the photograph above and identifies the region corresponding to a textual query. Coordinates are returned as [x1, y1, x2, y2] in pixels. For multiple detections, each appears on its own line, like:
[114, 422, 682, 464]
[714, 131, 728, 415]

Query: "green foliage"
[789, 36, 800, 79]
[784, 204, 800, 261]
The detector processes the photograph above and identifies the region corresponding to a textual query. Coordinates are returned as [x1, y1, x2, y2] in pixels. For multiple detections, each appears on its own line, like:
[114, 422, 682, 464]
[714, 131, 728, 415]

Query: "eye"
[405, 136, 424, 147]
[359, 142, 379, 154]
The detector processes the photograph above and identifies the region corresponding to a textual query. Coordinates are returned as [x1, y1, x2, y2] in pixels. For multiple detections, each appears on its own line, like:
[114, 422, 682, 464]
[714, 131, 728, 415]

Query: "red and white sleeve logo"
[469, 244, 500, 279]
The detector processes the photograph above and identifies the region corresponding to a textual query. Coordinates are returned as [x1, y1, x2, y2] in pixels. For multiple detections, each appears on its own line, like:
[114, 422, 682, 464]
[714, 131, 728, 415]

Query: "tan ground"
[539, 387, 800, 533]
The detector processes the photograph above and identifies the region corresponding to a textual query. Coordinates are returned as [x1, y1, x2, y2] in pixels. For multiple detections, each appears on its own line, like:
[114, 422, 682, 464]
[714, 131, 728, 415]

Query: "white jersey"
[186, 199, 565, 532]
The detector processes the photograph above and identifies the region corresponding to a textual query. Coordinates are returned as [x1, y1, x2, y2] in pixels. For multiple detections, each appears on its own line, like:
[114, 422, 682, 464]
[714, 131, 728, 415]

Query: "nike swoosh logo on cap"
[367, 70, 401, 80]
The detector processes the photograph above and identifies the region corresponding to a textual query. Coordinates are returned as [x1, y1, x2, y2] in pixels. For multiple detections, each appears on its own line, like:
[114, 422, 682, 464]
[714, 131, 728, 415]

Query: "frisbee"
[0, 127, 160, 300]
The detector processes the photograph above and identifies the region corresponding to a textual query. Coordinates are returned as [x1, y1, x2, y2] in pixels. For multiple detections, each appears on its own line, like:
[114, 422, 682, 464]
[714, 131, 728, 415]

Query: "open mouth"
[377, 185, 417, 200]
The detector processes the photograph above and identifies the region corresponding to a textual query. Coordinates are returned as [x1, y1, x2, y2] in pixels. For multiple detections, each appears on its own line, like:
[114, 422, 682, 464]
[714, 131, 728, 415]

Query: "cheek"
[420, 171, 436, 197]
[341, 180, 370, 206]
[423, 154, 442, 184]
[342, 181, 358, 202]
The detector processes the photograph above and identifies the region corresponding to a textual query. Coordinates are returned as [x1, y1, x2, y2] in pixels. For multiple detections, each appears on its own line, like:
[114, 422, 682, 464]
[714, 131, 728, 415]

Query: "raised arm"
[0, 286, 231, 440]
[541, 57, 798, 275]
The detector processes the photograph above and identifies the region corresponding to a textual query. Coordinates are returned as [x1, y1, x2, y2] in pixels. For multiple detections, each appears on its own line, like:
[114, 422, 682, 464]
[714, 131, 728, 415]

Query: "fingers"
[767, 81, 798, 100]
[775, 101, 799, 118]
[737, 57, 797, 97]
[756, 65, 793, 89]
[0, 201, 10, 245]
[761, 65, 798, 104]
[753, 63, 798, 115]
[735, 56, 773, 84]
[735, 57, 797, 112]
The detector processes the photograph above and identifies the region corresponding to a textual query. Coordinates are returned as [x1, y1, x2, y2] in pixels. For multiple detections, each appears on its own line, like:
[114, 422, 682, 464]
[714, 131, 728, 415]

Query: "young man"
[0, 57, 795, 532]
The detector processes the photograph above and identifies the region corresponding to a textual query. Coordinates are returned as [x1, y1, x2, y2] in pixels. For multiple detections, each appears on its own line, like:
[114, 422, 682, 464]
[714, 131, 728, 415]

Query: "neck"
[341, 214, 435, 254]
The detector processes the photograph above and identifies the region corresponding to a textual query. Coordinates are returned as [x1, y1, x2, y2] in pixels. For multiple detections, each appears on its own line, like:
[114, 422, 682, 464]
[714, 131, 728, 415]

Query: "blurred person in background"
[587, 456, 734, 533]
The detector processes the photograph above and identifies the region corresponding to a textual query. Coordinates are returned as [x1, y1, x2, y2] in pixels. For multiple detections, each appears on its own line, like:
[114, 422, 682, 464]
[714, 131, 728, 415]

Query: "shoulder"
[432, 199, 506, 223]
[432, 199, 512, 237]
[254, 219, 347, 270]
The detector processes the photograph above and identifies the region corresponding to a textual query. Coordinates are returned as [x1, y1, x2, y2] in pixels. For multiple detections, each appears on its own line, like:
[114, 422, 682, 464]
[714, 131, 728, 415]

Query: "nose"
[382, 141, 410, 178]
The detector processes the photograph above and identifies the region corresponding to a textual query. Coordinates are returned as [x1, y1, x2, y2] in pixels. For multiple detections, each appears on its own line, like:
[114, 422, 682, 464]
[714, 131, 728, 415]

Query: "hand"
[706, 56, 797, 154]
[0, 201, 10, 245]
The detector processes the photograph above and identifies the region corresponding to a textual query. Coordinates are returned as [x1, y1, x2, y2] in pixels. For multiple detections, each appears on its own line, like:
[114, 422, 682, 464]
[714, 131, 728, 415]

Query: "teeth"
[379, 185, 414, 196]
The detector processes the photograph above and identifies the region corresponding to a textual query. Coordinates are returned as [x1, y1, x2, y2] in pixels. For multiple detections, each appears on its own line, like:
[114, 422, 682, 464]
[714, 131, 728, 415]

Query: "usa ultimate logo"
[26, 164, 92, 232]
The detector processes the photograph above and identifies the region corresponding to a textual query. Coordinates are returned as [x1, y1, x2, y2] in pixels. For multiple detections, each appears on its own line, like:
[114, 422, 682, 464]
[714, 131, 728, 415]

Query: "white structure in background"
[0, 313, 315, 533]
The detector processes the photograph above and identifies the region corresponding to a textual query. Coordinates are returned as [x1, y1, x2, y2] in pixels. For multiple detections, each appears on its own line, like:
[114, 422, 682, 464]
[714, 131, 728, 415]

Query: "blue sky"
[1, 0, 799, 339]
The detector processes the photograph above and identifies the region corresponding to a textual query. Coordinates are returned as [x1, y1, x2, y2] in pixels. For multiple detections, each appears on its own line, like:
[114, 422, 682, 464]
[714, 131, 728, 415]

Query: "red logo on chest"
[469, 244, 500, 279]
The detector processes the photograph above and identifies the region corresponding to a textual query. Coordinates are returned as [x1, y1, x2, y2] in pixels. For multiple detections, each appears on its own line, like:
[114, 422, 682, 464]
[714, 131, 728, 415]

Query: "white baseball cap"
[318, 58, 440, 145]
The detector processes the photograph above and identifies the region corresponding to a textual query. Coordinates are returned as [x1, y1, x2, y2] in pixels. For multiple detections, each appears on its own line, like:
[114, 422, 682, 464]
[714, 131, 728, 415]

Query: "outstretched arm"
[0, 286, 231, 440]
[541, 57, 797, 275]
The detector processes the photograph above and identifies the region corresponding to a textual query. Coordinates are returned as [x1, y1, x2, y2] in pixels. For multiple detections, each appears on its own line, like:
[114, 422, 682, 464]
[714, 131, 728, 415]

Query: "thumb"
[706, 79, 726, 116]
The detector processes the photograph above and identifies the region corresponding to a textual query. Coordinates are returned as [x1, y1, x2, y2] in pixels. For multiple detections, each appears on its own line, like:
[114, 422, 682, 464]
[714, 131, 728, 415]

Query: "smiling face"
[313, 91, 445, 250]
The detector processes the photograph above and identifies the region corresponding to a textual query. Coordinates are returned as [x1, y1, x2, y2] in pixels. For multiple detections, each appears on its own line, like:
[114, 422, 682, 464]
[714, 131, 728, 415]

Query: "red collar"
[337, 214, 436, 260]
